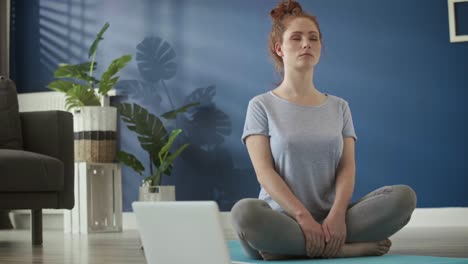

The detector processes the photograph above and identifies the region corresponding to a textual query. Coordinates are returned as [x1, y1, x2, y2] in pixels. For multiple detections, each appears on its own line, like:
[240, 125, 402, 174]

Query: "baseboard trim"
[9, 209, 64, 230]
[403, 207, 468, 228]
[10, 207, 468, 239]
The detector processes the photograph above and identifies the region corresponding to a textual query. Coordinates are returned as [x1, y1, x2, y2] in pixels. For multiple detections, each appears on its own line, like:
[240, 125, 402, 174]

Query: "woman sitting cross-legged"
[231, 0, 417, 260]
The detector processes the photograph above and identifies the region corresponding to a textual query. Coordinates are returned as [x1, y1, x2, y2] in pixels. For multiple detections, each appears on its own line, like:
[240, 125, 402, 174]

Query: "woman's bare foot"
[337, 239, 392, 258]
[258, 239, 391, 260]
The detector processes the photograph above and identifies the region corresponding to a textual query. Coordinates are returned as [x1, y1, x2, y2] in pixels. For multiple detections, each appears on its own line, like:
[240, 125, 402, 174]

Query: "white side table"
[64, 162, 122, 233]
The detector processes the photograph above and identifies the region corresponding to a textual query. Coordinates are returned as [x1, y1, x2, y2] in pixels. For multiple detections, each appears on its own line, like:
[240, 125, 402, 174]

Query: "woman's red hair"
[269, 0, 322, 75]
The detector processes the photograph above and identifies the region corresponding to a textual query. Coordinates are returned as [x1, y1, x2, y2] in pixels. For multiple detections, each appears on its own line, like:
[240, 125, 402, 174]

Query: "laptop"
[132, 201, 251, 264]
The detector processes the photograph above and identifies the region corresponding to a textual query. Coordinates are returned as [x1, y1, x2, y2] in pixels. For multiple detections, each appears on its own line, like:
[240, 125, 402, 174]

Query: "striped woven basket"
[73, 106, 117, 163]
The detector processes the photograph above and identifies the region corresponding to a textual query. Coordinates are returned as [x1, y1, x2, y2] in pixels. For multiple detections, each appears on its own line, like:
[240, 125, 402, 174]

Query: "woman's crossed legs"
[231, 185, 417, 260]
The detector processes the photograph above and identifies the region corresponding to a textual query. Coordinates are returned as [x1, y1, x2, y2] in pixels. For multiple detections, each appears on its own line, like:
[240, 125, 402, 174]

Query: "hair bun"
[270, 0, 303, 21]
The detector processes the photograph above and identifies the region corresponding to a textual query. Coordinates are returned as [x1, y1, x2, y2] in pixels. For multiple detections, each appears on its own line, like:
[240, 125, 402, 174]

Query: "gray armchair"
[0, 77, 74, 245]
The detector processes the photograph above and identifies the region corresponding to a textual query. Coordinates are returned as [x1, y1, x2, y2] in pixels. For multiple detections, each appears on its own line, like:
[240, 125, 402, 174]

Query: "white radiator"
[18, 91, 68, 112]
[17, 90, 116, 112]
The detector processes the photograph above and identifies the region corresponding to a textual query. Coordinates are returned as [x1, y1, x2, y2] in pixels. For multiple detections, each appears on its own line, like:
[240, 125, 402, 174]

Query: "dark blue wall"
[10, 0, 468, 211]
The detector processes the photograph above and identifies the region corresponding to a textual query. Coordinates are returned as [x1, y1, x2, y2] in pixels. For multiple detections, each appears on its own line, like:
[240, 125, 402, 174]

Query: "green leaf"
[151, 153, 173, 176]
[116, 103, 189, 181]
[54, 64, 83, 79]
[161, 102, 200, 120]
[156, 143, 188, 178]
[164, 144, 189, 170]
[156, 160, 169, 176]
[159, 129, 182, 160]
[54, 64, 98, 85]
[64, 84, 100, 110]
[116, 103, 137, 131]
[156, 130, 188, 177]
[47, 80, 74, 93]
[98, 54, 132, 95]
[76, 62, 98, 72]
[116, 151, 145, 176]
[116, 102, 168, 163]
[88, 22, 110, 59]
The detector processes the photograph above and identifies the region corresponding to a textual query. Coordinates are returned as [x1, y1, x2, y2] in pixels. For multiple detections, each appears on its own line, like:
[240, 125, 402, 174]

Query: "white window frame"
[448, 0, 468, 42]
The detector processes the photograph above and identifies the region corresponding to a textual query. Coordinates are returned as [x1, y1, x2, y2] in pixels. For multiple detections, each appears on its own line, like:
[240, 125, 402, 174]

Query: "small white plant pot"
[139, 185, 176, 201]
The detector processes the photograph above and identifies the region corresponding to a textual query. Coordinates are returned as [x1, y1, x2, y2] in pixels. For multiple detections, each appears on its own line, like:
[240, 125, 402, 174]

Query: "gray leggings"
[231, 185, 417, 259]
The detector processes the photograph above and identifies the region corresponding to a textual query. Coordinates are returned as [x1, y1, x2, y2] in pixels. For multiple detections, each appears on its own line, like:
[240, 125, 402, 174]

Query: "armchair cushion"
[0, 149, 64, 192]
[20, 110, 74, 209]
[0, 77, 22, 150]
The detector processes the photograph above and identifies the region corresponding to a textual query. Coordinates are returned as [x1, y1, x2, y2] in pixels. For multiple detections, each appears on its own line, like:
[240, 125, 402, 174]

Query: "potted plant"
[47, 22, 132, 162]
[116, 102, 198, 201]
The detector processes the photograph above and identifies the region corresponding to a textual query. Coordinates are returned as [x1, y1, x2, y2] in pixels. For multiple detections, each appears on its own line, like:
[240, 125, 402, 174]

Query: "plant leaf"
[47, 80, 74, 93]
[156, 160, 169, 176]
[159, 129, 182, 159]
[88, 22, 110, 59]
[165, 143, 189, 167]
[116, 103, 136, 130]
[116, 102, 168, 163]
[116, 151, 145, 176]
[155, 129, 189, 178]
[54, 64, 98, 84]
[98, 54, 132, 95]
[64, 84, 100, 110]
[151, 156, 173, 176]
[76, 62, 98, 72]
[158, 143, 189, 176]
[54, 64, 84, 79]
[161, 102, 200, 120]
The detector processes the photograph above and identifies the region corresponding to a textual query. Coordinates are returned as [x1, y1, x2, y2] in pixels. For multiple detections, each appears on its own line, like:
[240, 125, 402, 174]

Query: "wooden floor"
[0, 227, 467, 263]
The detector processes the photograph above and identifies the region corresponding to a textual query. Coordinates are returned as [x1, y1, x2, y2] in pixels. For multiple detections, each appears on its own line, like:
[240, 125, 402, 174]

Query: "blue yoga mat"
[228, 240, 468, 264]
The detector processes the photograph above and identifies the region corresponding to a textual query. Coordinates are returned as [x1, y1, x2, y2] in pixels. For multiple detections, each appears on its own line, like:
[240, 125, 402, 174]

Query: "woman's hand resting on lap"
[296, 214, 326, 258]
[321, 213, 347, 258]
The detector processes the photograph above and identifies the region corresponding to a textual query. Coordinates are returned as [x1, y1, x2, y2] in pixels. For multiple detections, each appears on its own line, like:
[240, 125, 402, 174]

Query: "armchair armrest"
[19, 111, 74, 209]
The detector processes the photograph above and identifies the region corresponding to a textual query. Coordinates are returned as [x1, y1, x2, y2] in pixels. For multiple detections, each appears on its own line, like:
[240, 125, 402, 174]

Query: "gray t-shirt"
[241, 91, 357, 221]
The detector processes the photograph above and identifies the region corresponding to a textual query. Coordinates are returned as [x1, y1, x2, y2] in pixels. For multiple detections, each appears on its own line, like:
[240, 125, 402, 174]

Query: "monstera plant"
[47, 22, 132, 162]
[48, 22, 132, 110]
[116, 101, 198, 201]
[115, 35, 234, 202]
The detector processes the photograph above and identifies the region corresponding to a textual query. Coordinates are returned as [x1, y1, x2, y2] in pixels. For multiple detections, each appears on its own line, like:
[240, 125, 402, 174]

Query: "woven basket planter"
[73, 106, 117, 162]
